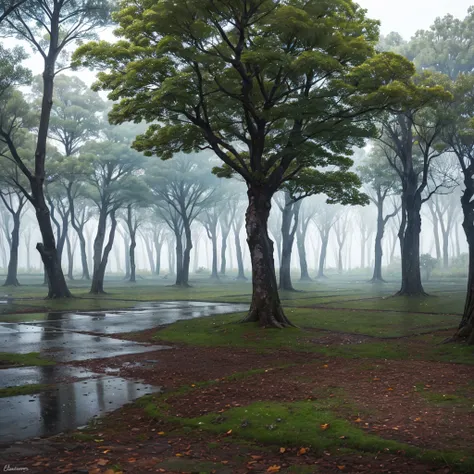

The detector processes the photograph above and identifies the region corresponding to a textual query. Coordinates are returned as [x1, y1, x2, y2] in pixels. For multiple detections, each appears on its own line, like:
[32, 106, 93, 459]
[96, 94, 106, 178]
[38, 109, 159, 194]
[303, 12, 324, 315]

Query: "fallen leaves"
[267, 465, 281, 472]
[320, 423, 330, 430]
[279, 447, 286, 453]
[297, 447, 308, 456]
[157, 431, 165, 435]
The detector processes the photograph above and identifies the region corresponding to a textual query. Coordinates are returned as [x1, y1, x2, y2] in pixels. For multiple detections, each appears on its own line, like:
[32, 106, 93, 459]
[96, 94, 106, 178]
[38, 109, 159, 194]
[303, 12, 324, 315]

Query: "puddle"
[0, 324, 170, 362]
[0, 377, 161, 444]
[13, 301, 248, 334]
[0, 366, 98, 389]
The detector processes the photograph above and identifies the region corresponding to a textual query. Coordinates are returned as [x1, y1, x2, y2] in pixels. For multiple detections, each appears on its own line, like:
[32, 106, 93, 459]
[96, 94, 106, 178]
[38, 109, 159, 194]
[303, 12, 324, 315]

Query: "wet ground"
[0, 301, 246, 445]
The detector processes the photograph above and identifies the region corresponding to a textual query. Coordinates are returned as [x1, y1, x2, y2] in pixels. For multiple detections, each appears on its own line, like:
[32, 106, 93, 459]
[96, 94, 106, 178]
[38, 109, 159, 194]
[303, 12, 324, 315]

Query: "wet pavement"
[0, 301, 245, 444]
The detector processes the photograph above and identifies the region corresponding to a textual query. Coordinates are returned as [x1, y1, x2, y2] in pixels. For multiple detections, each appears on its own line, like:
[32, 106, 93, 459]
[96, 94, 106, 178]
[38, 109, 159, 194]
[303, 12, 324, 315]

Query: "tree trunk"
[66, 234, 74, 280]
[397, 188, 426, 296]
[317, 234, 329, 278]
[3, 213, 20, 286]
[78, 228, 90, 280]
[220, 233, 228, 276]
[123, 234, 130, 279]
[33, 189, 71, 298]
[234, 222, 247, 280]
[143, 234, 155, 273]
[154, 240, 162, 276]
[174, 234, 184, 285]
[129, 230, 136, 283]
[296, 227, 311, 281]
[90, 212, 117, 294]
[371, 202, 386, 283]
[179, 217, 192, 287]
[241, 186, 293, 328]
[193, 235, 200, 273]
[278, 196, 300, 291]
[210, 233, 219, 280]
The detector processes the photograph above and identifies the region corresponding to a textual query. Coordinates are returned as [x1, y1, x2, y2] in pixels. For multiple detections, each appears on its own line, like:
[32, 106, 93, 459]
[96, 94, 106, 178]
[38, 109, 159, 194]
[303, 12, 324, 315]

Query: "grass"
[0, 383, 51, 398]
[0, 351, 55, 367]
[141, 397, 474, 473]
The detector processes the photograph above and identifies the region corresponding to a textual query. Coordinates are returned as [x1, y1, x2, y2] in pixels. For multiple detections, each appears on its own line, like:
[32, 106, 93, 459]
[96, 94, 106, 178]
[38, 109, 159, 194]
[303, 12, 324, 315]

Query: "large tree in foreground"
[74, 0, 416, 327]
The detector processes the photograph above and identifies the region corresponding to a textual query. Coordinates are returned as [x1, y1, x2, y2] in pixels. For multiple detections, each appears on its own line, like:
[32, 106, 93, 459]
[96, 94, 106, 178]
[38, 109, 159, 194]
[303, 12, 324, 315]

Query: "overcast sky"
[358, 0, 473, 39]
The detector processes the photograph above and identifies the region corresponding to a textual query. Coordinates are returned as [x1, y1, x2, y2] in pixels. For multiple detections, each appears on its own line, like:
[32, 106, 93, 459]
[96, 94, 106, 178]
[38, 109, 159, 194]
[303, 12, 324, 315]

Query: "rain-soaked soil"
[0, 302, 245, 445]
[0, 303, 473, 473]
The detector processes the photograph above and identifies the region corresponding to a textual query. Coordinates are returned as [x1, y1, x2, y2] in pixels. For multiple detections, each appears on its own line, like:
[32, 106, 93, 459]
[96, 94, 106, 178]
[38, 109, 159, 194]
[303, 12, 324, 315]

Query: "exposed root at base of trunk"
[168, 283, 192, 288]
[444, 325, 474, 345]
[368, 278, 387, 284]
[299, 276, 313, 282]
[241, 306, 296, 328]
[46, 293, 74, 299]
[393, 290, 430, 297]
[89, 290, 107, 295]
[3, 281, 20, 287]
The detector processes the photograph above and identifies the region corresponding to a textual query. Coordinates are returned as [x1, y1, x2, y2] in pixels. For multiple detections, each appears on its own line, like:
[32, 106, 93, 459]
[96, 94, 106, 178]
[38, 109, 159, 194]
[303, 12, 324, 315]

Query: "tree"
[359, 146, 400, 282]
[313, 202, 341, 279]
[121, 179, 152, 283]
[0, 0, 111, 297]
[81, 132, 146, 294]
[74, 0, 417, 327]
[0, 0, 27, 23]
[376, 72, 452, 296]
[333, 210, 350, 274]
[441, 73, 474, 343]
[296, 199, 317, 281]
[146, 153, 216, 286]
[407, 8, 474, 80]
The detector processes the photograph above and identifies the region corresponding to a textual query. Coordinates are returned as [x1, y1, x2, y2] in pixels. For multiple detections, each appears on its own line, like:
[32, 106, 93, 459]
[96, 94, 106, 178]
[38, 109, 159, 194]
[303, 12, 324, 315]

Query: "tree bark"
[3, 213, 20, 286]
[233, 219, 247, 280]
[65, 234, 74, 280]
[90, 211, 117, 294]
[174, 233, 184, 285]
[278, 194, 300, 291]
[296, 225, 311, 281]
[396, 183, 426, 296]
[241, 186, 293, 327]
[317, 233, 329, 278]
[371, 202, 385, 282]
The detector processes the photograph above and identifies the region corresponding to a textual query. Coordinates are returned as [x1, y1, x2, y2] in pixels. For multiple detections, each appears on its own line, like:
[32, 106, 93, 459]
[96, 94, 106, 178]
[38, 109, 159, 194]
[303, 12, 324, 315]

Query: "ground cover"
[0, 277, 472, 473]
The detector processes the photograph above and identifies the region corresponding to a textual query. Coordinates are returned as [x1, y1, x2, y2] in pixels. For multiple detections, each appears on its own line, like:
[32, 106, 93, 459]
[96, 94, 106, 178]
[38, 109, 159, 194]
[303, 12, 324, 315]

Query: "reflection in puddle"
[0, 377, 160, 444]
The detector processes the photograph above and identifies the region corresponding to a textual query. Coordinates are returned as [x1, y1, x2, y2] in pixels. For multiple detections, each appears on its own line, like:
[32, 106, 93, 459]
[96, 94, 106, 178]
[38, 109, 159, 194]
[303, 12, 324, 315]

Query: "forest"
[0, 1, 474, 473]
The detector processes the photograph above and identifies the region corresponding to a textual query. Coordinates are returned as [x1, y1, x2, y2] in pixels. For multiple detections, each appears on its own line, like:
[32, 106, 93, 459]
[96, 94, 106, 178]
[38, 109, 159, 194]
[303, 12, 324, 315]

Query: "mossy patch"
[0, 352, 55, 367]
[0, 383, 52, 398]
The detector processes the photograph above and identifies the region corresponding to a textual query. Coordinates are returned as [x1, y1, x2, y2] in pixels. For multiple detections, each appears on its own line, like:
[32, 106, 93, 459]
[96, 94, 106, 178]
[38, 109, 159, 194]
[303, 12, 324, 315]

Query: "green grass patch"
[0, 352, 55, 367]
[143, 399, 474, 473]
[0, 383, 52, 398]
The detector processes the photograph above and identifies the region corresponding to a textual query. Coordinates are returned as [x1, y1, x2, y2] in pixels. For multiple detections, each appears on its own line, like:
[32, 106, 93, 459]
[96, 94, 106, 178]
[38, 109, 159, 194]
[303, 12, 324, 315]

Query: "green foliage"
[406, 8, 474, 79]
[73, 0, 416, 203]
[0, 383, 51, 398]
[0, 352, 55, 367]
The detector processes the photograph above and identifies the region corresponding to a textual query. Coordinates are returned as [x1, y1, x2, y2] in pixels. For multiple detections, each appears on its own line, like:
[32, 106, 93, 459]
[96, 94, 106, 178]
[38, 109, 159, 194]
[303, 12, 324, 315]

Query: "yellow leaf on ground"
[387, 387, 394, 391]
[354, 418, 362, 423]
[97, 459, 108, 466]
[297, 447, 308, 456]
[158, 431, 165, 435]
[414, 417, 422, 422]
[226, 429, 232, 435]
[175, 453, 183, 457]
[337, 465, 346, 470]
[320, 423, 330, 430]
[279, 447, 286, 453]
[267, 466, 281, 473]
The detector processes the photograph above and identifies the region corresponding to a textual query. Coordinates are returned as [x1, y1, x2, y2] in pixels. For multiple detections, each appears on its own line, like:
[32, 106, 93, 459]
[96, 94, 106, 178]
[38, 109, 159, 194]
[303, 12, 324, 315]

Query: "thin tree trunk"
[233, 220, 247, 280]
[3, 213, 20, 286]
[296, 226, 311, 281]
[66, 234, 74, 280]
[317, 234, 329, 278]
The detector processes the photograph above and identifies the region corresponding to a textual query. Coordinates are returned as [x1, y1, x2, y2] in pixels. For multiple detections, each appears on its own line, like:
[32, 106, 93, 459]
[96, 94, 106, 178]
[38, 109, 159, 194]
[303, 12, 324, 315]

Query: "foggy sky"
[358, 0, 473, 39]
